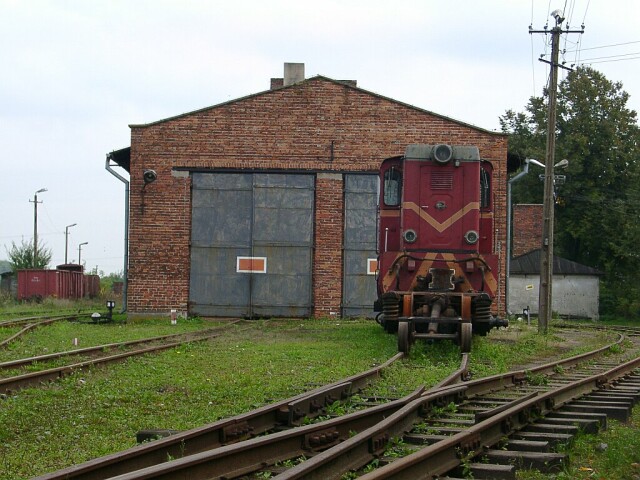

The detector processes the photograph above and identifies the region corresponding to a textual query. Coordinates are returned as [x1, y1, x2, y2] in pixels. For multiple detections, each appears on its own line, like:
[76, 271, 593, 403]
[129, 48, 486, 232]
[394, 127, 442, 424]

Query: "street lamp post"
[31, 188, 47, 268]
[506, 158, 568, 324]
[78, 242, 88, 266]
[507, 159, 547, 282]
[65, 223, 77, 264]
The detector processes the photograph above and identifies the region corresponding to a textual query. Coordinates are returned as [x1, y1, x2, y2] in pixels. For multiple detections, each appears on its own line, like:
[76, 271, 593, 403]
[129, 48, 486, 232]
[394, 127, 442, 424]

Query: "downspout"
[506, 159, 531, 315]
[105, 153, 129, 313]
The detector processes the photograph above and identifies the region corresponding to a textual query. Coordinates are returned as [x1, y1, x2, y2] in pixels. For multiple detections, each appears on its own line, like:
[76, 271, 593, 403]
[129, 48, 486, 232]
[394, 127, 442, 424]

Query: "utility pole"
[530, 11, 583, 333]
[30, 188, 47, 268]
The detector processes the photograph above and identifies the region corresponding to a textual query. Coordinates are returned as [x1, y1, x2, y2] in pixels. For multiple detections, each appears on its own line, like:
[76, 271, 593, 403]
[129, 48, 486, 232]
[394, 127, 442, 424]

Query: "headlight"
[403, 229, 417, 243]
[464, 230, 479, 244]
[432, 144, 453, 164]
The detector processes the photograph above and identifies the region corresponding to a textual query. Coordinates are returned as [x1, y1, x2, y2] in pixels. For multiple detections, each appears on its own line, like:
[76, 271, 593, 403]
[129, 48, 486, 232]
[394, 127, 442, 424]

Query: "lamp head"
[550, 9, 565, 24]
[143, 169, 158, 185]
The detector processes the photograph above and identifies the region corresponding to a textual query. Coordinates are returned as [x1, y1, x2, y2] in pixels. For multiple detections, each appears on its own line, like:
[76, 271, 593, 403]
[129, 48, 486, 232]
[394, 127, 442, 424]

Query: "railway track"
[0, 312, 92, 328]
[0, 324, 238, 395]
[0, 314, 79, 348]
[34, 329, 640, 479]
[33, 351, 424, 480]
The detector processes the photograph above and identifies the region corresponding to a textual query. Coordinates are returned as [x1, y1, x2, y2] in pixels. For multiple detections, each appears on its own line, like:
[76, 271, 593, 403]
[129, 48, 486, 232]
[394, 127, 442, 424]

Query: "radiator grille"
[431, 171, 454, 190]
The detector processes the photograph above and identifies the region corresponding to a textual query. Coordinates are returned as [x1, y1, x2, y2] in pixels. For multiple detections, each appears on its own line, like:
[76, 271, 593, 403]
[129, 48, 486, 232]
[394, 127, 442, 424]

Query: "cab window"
[480, 166, 491, 209]
[383, 168, 402, 206]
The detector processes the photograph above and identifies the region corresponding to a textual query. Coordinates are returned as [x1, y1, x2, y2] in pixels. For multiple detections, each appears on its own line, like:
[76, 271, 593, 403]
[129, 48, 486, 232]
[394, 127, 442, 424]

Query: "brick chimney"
[284, 62, 305, 86]
[513, 204, 543, 257]
[271, 62, 305, 89]
[270, 63, 358, 90]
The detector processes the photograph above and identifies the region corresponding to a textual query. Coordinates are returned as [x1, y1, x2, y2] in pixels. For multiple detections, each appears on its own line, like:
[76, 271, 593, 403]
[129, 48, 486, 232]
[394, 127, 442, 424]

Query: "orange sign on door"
[237, 256, 267, 273]
[367, 258, 378, 275]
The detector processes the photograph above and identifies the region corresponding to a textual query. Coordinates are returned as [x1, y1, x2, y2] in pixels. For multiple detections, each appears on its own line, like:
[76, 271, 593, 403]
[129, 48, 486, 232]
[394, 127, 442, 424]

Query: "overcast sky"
[1, 0, 639, 275]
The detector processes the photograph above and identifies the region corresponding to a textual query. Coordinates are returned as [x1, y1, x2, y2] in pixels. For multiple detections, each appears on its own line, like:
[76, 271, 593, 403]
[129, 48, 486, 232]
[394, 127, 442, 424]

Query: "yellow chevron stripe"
[404, 202, 480, 233]
[442, 253, 498, 295]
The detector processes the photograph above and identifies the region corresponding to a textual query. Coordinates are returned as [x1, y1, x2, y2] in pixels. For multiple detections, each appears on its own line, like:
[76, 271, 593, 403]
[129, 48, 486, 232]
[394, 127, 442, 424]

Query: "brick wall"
[128, 76, 508, 317]
[314, 173, 344, 316]
[513, 204, 543, 257]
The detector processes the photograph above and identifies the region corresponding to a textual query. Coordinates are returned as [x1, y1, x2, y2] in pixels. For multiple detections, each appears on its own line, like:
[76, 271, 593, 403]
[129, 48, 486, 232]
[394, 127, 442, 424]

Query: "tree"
[501, 66, 640, 316]
[99, 269, 124, 293]
[5, 239, 52, 271]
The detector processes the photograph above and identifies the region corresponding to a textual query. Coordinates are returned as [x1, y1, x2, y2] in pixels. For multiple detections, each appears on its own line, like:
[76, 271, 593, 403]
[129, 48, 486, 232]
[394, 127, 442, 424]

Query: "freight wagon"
[17, 268, 85, 300]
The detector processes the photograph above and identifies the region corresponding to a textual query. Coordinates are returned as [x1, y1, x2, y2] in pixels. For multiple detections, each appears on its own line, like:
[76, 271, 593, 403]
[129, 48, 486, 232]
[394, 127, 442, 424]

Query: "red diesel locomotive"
[374, 144, 507, 353]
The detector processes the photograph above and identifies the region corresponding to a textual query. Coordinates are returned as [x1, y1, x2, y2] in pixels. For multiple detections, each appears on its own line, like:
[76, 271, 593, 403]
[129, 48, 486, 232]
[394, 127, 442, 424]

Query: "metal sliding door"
[190, 173, 314, 317]
[342, 174, 378, 317]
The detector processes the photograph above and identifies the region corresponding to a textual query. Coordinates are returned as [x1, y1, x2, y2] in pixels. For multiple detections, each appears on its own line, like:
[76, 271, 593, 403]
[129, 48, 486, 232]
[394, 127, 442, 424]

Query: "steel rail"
[0, 327, 233, 371]
[433, 352, 469, 388]
[0, 314, 80, 328]
[460, 332, 626, 398]
[34, 352, 405, 480]
[282, 336, 640, 480]
[104, 387, 447, 480]
[0, 316, 77, 348]
[34, 333, 629, 479]
[0, 330, 225, 395]
[356, 354, 640, 479]
[58, 336, 628, 479]
[0, 319, 60, 348]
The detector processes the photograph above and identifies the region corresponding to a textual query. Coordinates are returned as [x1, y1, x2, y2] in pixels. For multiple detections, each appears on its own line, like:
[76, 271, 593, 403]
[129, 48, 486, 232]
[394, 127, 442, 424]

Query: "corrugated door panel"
[343, 174, 378, 318]
[190, 173, 252, 316]
[250, 245, 312, 316]
[190, 246, 251, 316]
[192, 174, 252, 247]
[251, 174, 314, 316]
[190, 172, 313, 317]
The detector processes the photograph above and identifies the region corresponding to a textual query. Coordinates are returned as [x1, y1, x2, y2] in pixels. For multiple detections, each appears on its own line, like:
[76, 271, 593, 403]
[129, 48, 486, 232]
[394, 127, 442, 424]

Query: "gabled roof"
[510, 249, 604, 276]
[127, 75, 504, 137]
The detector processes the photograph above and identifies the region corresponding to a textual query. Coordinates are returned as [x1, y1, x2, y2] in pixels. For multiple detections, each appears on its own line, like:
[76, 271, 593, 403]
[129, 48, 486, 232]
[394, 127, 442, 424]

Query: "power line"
[576, 51, 640, 62]
[566, 40, 640, 53]
[581, 0, 591, 25]
[576, 55, 640, 66]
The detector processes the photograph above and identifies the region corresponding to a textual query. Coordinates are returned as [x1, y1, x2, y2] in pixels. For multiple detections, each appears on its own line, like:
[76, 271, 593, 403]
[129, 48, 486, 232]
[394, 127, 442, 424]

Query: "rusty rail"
[0, 328, 229, 395]
[33, 352, 405, 480]
[35, 331, 637, 480]
[0, 327, 231, 371]
[356, 354, 640, 479]
[91, 334, 636, 480]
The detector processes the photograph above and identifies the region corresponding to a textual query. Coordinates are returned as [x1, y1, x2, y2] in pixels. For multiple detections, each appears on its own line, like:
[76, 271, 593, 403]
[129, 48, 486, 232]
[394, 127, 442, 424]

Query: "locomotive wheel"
[398, 321, 411, 354]
[459, 322, 472, 353]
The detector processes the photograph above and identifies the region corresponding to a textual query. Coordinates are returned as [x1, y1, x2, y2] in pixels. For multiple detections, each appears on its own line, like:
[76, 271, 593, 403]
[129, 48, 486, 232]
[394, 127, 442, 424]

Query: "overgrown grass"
[0, 317, 209, 363]
[518, 407, 640, 479]
[0, 319, 397, 478]
[0, 296, 106, 320]
[0, 315, 630, 479]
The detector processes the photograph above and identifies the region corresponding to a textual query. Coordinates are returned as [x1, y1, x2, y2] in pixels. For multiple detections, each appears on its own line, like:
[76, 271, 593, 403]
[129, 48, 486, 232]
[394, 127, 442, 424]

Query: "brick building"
[512, 204, 544, 258]
[107, 63, 508, 319]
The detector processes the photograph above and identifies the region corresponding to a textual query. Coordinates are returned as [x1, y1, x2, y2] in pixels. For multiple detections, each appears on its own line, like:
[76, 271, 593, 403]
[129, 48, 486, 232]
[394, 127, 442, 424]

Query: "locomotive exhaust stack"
[374, 144, 507, 353]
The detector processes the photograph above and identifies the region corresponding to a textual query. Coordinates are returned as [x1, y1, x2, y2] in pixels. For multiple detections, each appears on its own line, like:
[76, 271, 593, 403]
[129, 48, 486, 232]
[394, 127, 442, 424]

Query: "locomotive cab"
[375, 144, 507, 353]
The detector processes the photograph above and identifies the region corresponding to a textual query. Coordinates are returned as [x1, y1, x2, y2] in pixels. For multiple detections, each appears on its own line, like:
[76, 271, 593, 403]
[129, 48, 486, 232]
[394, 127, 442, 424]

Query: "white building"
[509, 249, 603, 320]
